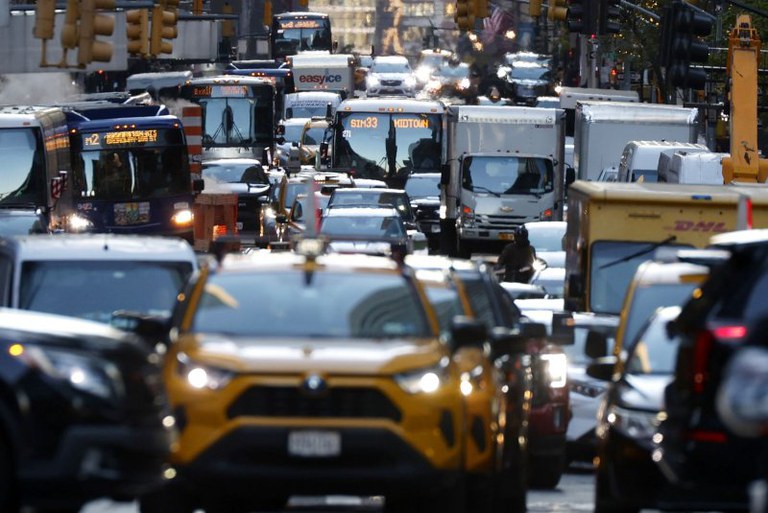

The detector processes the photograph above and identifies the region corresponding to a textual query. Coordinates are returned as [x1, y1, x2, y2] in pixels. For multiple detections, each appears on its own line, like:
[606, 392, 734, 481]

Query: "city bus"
[178, 76, 276, 162]
[64, 103, 202, 240]
[330, 98, 445, 188]
[271, 12, 333, 61]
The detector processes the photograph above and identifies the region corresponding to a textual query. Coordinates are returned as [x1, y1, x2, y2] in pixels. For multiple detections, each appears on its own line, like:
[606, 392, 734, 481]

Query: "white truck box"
[658, 151, 727, 184]
[442, 105, 567, 257]
[288, 52, 356, 98]
[617, 140, 710, 182]
[283, 91, 342, 120]
[558, 87, 639, 137]
[574, 101, 699, 181]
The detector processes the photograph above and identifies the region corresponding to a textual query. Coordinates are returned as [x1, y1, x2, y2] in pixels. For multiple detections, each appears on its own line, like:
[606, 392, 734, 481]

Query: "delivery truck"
[563, 181, 768, 314]
[574, 101, 700, 181]
[287, 52, 356, 99]
[440, 105, 572, 257]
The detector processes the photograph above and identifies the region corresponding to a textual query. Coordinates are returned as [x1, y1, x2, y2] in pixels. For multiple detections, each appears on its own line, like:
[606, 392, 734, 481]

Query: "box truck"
[574, 101, 699, 181]
[440, 105, 571, 257]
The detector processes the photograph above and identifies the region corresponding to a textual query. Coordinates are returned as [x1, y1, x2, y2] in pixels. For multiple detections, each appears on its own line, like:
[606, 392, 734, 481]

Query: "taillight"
[692, 325, 747, 394]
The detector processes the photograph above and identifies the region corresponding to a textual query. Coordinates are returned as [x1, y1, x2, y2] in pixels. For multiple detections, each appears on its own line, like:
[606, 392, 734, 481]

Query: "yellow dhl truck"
[563, 181, 768, 314]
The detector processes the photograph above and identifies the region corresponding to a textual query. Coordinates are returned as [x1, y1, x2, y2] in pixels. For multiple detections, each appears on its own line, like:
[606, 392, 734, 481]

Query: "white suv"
[366, 55, 417, 97]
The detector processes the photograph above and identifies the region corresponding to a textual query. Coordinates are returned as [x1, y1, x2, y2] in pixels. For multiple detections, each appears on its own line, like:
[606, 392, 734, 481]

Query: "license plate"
[499, 232, 515, 240]
[288, 431, 341, 457]
[236, 222, 243, 230]
[430, 224, 441, 233]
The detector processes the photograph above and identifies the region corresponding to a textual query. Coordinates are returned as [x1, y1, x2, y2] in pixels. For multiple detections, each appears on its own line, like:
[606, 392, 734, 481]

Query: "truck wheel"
[529, 452, 565, 489]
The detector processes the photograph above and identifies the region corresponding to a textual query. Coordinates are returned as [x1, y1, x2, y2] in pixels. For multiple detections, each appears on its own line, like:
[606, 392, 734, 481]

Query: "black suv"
[0, 307, 172, 513]
[655, 229, 768, 511]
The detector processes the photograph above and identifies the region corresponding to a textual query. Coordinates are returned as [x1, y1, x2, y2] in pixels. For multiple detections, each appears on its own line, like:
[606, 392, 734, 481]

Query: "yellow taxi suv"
[141, 240, 482, 513]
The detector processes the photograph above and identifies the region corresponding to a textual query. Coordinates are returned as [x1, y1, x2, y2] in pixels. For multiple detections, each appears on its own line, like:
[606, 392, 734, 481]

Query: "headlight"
[16, 344, 122, 400]
[460, 364, 485, 396]
[606, 404, 660, 441]
[68, 214, 93, 232]
[395, 358, 450, 394]
[541, 353, 567, 388]
[458, 77, 471, 90]
[171, 209, 194, 227]
[176, 352, 234, 391]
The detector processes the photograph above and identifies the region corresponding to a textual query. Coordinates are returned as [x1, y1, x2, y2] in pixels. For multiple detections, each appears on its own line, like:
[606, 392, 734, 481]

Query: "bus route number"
[350, 117, 378, 129]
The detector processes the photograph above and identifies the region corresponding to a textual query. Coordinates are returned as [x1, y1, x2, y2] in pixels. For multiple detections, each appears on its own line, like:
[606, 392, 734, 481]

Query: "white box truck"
[287, 52, 356, 99]
[617, 140, 710, 182]
[574, 101, 699, 181]
[658, 151, 727, 184]
[440, 105, 571, 257]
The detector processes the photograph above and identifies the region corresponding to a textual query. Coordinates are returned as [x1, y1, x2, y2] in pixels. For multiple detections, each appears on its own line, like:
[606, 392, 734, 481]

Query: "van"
[617, 141, 709, 182]
[658, 150, 727, 184]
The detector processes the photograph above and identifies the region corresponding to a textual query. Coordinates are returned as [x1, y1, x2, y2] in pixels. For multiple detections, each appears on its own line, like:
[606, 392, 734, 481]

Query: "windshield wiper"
[473, 185, 501, 197]
[599, 235, 677, 270]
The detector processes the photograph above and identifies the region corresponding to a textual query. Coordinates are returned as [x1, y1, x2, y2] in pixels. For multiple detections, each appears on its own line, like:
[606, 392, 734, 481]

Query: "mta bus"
[224, 64, 295, 121]
[0, 106, 73, 233]
[271, 12, 333, 61]
[64, 103, 201, 240]
[331, 98, 445, 188]
[178, 76, 276, 161]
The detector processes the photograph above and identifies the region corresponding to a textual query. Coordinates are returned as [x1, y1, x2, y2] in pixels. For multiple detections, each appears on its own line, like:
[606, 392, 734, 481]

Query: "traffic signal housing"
[666, 0, 713, 89]
[126, 9, 149, 57]
[529, 0, 542, 17]
[548, 0, 568, 21]
[567, 0, 596, 34]
[454, 0, 475, 32]
[77, 0, 116, 67]
[33, 0, 56, 41]
[150, 0, 178, 57]
[599, 0, 620, 35]
[472, 0, 490, 20]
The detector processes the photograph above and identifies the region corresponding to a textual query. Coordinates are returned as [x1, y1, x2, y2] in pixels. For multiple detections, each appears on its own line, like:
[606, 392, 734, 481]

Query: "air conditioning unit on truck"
[439, 105, 572, 258]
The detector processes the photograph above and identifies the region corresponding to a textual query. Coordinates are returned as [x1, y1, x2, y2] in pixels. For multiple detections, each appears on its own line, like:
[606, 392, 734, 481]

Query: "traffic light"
[599, 0, 620, 35]
[529, 0, 542, 17]
[221, 2, 234, 38]
[77, 0, 116, 67]
[33, 0, 56, 40]
[666, 0, 713, 89]
[126, 9, 149, 57]
[150, 0, 178, 57]
[548, 0, 568, 21]
[454, 0, 474, 32]
[58, 0, 80, 66]
[472, 0, 490, 20]
[567, 0, 596, 34]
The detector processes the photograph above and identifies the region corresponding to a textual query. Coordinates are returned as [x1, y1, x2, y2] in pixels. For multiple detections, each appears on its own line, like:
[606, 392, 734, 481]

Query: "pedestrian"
[497, 225, 537, 282]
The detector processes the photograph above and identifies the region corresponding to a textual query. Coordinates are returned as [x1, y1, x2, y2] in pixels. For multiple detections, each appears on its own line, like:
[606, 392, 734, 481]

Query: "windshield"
[405, 175, 440, 198]
[74, 128, 189, 200]
[272, 24, 332, 58]
[626, 313, 680, 375]
[192, 271, 431, 338]
[285, 97, 337, 119]
[632, 169, 658, 182]
[20, 260, 193, 322]
[527, 225, 565, 251]
[334, 112, 443, 179]
[328, 191, 414, 221]
[320, 214, 405, 238]
[303, 126, 327, 145]
[590, 241, 689, 314]
[423, 284, 464, 336]
[509, 66, 550, 81]
[623, 283, 697, 354]
[462, 155, 553, 195]
[372, 61, 411, 74]
[0, 128, 46, 207]
[202, 162, 266, 184]
[199, 96, 273, 147]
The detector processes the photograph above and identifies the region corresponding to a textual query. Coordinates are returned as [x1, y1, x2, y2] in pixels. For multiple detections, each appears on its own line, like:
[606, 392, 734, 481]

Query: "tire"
[0, 432, 18, 513]
[529, 452, 566, 489]
[594, 464, 640, 513]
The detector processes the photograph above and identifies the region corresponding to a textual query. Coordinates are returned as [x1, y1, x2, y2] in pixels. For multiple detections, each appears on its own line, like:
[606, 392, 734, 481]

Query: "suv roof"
[5, 234, 198, 262]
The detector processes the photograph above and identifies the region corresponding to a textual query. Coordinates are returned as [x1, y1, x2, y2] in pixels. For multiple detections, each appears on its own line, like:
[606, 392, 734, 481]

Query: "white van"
[282, 91, 342, 121]
[658, 151, 726, 184]
[617, 140, 710, 182]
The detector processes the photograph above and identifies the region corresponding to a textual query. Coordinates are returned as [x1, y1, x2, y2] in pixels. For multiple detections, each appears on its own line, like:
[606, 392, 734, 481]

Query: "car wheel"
[529, 452, 566, 489]
[594, 463, 640, 513]
[0, 432, 18, 513]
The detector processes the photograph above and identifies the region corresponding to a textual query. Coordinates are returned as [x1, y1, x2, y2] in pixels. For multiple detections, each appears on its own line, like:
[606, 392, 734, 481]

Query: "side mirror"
[440, 163, 451, 185]
[586, 356, 618, 381]
[449, 316, 487, 352]
[565, 167, 576, 186]
[192, 178, 205, 193]
[550, 312, 575, 345]
[585, 330, 609, 359]
[489, 326, 527, 360]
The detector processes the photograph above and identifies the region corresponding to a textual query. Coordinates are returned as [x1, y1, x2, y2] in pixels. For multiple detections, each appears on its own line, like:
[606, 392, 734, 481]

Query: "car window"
[625, 312, 680, 375]
[623, 282, 698, 351]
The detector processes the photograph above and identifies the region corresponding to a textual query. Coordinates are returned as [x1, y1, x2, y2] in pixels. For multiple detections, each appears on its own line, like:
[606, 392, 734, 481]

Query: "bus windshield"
[0, 128, 46, 207]
[333, 112, 442, 180]
[73, 127, 189, 200]
[272, 16, 332, 59]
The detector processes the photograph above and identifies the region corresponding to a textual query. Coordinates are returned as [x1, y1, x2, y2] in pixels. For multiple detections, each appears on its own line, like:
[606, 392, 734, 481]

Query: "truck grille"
[226, 386, 402, 422]
[381, 80, 401, 86]
[477, 214, 527, 230]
